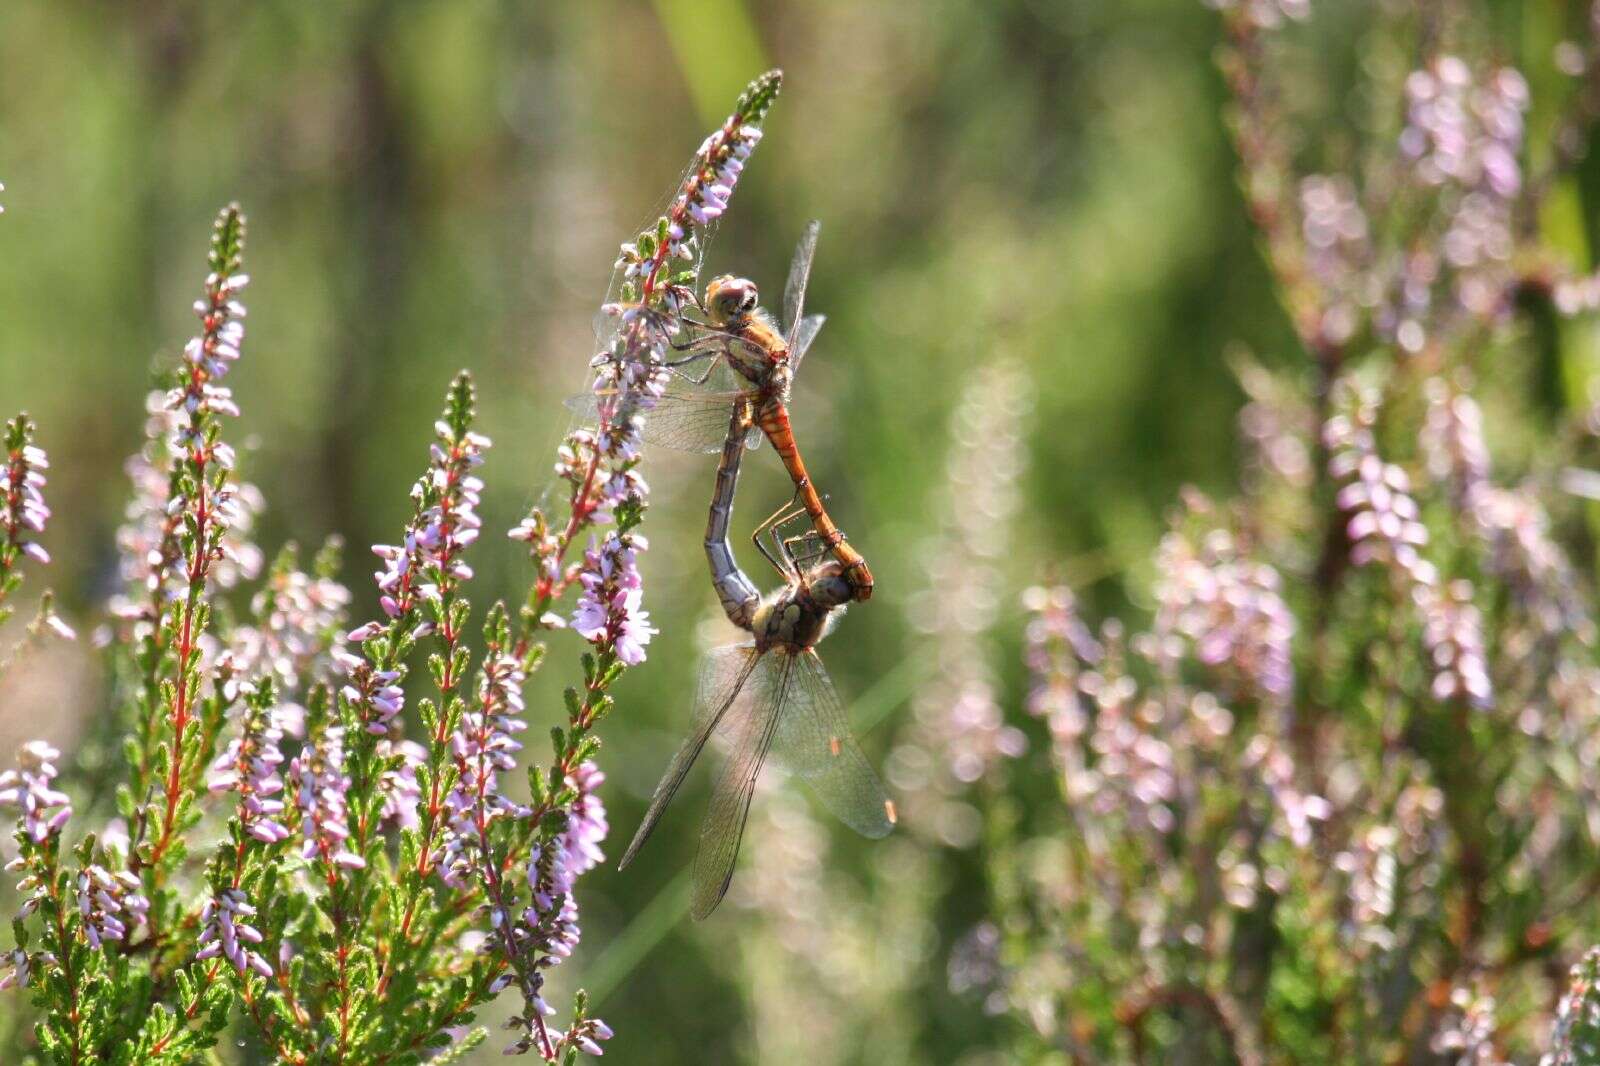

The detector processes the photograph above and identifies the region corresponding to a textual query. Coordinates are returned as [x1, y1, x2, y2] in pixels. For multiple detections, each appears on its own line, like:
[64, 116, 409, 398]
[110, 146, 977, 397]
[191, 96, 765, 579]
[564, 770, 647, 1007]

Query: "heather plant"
[0, 70, 782, 1064]
[918, 2, 1600, 1061]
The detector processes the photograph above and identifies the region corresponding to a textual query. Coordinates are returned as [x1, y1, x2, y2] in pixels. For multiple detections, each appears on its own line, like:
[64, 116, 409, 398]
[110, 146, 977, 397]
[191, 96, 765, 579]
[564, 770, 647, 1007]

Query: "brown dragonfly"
[618, 405, 894, 919]
[574, 221, 874, 601]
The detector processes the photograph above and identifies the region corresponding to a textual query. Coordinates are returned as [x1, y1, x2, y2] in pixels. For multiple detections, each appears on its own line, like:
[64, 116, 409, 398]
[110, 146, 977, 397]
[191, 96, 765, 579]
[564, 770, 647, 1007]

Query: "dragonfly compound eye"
[707, 275, 757, 321]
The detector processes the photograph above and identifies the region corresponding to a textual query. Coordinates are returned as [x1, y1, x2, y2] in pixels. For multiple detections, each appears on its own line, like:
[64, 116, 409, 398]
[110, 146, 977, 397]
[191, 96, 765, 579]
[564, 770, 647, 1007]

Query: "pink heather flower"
[110, 238, 265, 620]
[1422, 379, 1490, 511]
[1392, 57, 1529, 326]
[369, 422, 489, 623]
[1, 419, 51, 567]
[75, 863, 149, 948]
[226, 559, 352, 697]
[551, 763, 607, 898]
[207, 693, 291, 844]
[196, 888, 274, 979]
[183, 271, 248, 382]
[340, 661, 406, 738]
[0, 740, 72, 844]
[1154, 524, 1295, 704]
[1402, 58, 1527, 199]
[439, 646, 528, 888]
[1417, 579, 1493, 708]
[557, 1016, 616, 1059]
[571, 534, 656, 666]
[0, 946, 43, 992]
[1202, 0, 1310, 29]
[895, 358, 1032, 813]
[290, 725, 363, 871]
[1021, 584, 1101, 760]
[1327, 389, 1438, 588]
[491, 764, 610, 1056]
[1245, 733, 1330, 849]
[1473, 486, 1589, 642]
[379, 739, 427, 831]
[1298, 174, 1370, 344]
[1430, 981, 1503, 1063]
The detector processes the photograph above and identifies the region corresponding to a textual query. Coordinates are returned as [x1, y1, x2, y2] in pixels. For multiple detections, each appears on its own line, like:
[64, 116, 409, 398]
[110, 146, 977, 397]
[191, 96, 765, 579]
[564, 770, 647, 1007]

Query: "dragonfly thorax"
[751, 563, 850, 652]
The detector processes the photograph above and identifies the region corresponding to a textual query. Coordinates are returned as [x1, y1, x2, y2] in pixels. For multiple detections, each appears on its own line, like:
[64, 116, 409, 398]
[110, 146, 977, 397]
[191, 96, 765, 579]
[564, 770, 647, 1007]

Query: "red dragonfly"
[618, 405, 894, 919]
[576, 221, 874, 601]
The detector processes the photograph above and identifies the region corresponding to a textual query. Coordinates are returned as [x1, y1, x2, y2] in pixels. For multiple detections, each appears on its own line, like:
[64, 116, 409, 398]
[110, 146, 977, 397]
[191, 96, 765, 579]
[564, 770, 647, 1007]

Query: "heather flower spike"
[0, 413, 53, 627]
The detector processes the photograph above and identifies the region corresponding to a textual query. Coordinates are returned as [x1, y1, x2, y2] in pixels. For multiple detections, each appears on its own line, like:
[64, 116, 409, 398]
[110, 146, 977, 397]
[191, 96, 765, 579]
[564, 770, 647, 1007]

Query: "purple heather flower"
[379, 738, 427, 831]
[207, 693, 291, 844]
[551, 762, 607, 898]
[290, 725, 363, 871]
[1417, 579, 1493, 708]
[75, 863, 149, 948]
[226, 560, 352, 698]
[1, 423, 51, 567]
[369, 424, 490, 624]
[1021, 584, 1101, 757]
[889, 360, 1033, 841]
[1245, 733, 1330, 848]
[0, 947, 40, 991]
[557, 1016, 616, 1059]
[571, 534, 656, 666]
[439, 646, 528, 887]
[0, 740, 71, 844]
[1473, 486, 1589, 643]
[1392, 57, 1529, 328]
[1422, 379, 1490, 511]
[1402, 59, 1527, 199]
[1154, 524, 1295, 704]
[339, 660, 406, 738]
[1202, 0, 1310, 28]
[1327, 389, 1438, 588]
[196, 888, 274, 978]
[1298, 174, 1371, 344]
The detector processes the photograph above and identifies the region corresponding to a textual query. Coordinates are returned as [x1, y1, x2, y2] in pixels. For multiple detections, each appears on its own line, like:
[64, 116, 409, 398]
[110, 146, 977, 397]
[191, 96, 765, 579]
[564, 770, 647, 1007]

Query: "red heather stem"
[146, 276, 233, 874]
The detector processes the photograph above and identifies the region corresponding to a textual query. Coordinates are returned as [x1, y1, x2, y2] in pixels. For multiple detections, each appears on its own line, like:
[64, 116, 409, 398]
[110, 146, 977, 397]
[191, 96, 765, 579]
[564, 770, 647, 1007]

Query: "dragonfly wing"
[691, 651, 787, 919]
[788, 314, 826, 377]
[636, 389, 747, 452]
[571, 384, 754, 454]
[783, 219, 821, 341]
[619, 645, 760, 870]
[564, 391, 601, 419]
[771, 649, 895, 839]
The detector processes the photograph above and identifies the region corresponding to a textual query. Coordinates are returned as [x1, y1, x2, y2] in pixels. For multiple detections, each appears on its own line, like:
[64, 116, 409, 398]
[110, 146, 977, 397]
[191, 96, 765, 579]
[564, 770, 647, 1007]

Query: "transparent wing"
[772, 649, 895, 839]
[619, 645, 760, 870]
[788, 314, 825, 377]
[565, 377, 758, 453]
[691, 652, 788, 919]
[783, 220, 821, 342]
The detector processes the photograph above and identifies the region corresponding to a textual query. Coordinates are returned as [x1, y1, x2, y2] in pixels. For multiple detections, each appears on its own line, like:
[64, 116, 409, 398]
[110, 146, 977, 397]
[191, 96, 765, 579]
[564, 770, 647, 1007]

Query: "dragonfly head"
[705, 275, 759, 326]
[801, 561, 852, 611]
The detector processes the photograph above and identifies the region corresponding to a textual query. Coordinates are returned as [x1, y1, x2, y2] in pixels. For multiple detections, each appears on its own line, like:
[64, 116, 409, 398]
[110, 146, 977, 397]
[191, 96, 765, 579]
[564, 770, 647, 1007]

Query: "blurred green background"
[0, 0, 1297, 1061]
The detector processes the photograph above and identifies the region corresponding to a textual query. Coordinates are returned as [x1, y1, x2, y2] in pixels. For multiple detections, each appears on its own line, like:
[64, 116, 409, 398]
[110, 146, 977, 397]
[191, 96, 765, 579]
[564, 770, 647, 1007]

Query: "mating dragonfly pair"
[598, 221, 894, 919]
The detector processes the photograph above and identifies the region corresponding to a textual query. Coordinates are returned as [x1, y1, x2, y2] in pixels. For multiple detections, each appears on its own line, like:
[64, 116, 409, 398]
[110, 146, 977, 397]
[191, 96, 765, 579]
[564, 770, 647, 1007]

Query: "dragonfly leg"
[753, 492, 809, 582]
[663, 346, 719, 380]
[768, 500, 820, 577]
[677, 317, 762, 346]
[782, 530, 830, 571]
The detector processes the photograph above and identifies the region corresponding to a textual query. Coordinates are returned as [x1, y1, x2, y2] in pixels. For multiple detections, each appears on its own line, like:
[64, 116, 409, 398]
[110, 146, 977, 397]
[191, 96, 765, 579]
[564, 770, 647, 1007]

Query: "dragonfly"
[574, 220, 874, 601]
[617, 403, 895, 919]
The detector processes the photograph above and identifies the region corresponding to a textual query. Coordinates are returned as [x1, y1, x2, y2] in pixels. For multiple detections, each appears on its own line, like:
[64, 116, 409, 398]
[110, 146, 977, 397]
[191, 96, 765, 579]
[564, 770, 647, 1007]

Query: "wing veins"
[619, 647, 761, 870]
